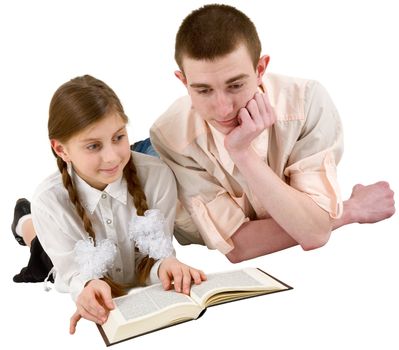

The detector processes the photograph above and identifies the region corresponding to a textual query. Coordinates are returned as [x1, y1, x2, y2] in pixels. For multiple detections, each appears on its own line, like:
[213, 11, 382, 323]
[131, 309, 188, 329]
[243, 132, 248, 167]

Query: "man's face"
[178, 44, 267, 134]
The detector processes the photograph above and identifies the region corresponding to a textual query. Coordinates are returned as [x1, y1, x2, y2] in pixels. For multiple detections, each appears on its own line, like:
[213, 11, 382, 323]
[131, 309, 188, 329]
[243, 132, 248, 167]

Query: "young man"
[150, 4, 395, 262]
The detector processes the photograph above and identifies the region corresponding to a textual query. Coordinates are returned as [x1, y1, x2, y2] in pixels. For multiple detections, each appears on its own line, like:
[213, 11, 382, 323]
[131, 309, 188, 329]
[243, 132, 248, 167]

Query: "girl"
[11, 74, 206, 334]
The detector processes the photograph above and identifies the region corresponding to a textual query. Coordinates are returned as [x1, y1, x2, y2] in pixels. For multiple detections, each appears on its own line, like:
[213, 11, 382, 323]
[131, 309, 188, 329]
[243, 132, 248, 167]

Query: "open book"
[98, 267, 292, 346]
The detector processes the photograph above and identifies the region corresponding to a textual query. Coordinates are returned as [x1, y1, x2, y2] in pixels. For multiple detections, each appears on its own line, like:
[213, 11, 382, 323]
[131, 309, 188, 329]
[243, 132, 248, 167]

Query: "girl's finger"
[182, 268, 193, 295]
[159, 268, 172, 290]
[85, 296, 107, 321]
[77, 302, 106, 325]
[171, 268, 183, 293]
[69, 310, 81, 335]
[190, 268, 205, 285]
[97, 285, 115, 311]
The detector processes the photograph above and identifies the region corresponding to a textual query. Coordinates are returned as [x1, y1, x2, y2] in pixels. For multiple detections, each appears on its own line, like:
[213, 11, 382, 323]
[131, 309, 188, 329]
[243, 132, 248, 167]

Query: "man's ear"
[51, 139, 70, 162]
[174, 70, 188, 87]
[256, 55, 270, 85]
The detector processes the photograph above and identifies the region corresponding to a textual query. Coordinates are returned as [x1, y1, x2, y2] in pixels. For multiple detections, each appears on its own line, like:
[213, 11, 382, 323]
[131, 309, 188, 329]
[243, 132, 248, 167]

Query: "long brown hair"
[48, 75, 155, 296]
[175, 4, 261, 71]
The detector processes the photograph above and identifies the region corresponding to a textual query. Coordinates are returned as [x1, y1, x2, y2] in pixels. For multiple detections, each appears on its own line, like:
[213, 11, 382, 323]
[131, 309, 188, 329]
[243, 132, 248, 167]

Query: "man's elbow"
[225, 248, 245, 264]
[300, 227, 331, 251]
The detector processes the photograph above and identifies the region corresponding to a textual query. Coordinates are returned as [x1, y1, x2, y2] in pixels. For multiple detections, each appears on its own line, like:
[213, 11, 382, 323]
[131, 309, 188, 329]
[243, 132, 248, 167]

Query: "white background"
[1, 0, 398, 349]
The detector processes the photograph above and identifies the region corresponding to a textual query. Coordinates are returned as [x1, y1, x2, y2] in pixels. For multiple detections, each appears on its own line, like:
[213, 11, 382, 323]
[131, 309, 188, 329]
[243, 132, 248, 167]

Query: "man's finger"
[262, 93, 276, 126]
[237, 107, 253, 128]
[246, 99, 263, 129]
[254, 92, 267, 123]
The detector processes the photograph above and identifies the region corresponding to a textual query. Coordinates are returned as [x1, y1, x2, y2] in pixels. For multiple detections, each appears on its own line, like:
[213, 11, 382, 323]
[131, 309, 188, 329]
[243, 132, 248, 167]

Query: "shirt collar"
[68, 164, 128, 214]
[208, 123, 235, 174]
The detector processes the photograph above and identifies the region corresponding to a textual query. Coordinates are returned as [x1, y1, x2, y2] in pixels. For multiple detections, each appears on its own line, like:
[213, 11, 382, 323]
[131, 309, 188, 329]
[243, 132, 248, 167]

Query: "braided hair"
[48, 75, 155, 296]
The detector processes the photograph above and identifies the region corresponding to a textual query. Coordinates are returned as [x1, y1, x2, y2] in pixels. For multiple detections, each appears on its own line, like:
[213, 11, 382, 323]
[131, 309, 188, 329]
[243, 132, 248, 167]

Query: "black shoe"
[13, 236, 54, 283]
[13, 267, 54, 283]
[11, 198, 31, 246]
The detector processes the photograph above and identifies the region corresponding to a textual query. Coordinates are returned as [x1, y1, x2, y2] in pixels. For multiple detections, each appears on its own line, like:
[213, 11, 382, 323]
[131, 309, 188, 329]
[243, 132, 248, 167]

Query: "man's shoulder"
[132, 151, 170, 171]
[263, 73, 320, 121]
[131, 151, 176, 188]
[150, 95, 208, 152]
[263, 73, 318, 98]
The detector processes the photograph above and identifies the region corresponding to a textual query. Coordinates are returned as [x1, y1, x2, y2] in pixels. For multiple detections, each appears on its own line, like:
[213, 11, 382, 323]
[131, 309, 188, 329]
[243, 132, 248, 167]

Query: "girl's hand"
[69, 279, 115, 334]
[158, 257, 207, 295]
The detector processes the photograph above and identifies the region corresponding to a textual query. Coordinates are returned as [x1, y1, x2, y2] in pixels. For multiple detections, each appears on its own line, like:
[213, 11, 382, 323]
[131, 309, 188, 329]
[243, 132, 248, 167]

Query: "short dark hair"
[175, 4, 261, 71]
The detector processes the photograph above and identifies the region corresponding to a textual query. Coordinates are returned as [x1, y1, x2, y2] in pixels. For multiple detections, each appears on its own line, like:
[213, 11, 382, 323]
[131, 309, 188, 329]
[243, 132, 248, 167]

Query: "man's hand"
[225, 92, 276, 156]
[158, 257, 206, 295]
[346, 181, 395, 224]
[69, 279, 115, 334]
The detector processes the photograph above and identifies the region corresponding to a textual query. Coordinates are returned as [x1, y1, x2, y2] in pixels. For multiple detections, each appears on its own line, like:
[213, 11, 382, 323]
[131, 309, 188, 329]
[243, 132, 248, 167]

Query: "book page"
[189, 268, 288, 306]
[190, 270, 262, 303]
[115, 284, 195, 321]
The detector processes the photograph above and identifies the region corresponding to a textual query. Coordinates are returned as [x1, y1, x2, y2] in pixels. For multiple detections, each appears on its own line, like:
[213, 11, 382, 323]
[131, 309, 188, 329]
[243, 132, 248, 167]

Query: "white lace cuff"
[73, 237, 117, 281]
[129, 209, 174, 260]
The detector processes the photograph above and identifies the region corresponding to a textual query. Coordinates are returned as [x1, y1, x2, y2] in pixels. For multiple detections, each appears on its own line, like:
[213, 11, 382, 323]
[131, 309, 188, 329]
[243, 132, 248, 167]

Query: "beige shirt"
[151, 73, 343, 254]
[32, 151, 177, 301]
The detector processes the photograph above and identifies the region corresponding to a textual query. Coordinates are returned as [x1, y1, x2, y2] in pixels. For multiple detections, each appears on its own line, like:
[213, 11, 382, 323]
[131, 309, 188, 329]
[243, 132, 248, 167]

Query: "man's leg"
[131, 138, 159, 157]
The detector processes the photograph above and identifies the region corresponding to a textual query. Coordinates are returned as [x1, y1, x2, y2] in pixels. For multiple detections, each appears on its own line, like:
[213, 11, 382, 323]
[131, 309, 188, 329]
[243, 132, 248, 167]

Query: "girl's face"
[52, 113, 131, 190]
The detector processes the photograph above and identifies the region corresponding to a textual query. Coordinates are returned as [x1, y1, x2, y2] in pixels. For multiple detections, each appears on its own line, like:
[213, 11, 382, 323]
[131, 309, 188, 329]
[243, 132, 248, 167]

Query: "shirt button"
[101, 193, 107, 199]
[116, 267, 121, 273]
[106, 219, 112, 225]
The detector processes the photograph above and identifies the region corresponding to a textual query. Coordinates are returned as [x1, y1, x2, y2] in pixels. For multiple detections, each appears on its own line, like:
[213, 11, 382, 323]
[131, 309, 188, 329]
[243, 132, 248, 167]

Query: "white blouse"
[32, 151, 177, 301]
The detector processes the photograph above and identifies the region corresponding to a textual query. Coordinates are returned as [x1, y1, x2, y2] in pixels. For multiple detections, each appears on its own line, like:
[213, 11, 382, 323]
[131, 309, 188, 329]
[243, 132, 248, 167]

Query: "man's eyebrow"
[225, 74, 249, 84]
[190, 74, 250, 89]
[190, 83, 211, 88]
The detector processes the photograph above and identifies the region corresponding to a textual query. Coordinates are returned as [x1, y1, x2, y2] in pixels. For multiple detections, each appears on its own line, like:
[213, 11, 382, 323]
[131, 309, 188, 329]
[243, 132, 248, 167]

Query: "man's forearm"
[226, 219, 298, 263]
[229, 147, 331, 249]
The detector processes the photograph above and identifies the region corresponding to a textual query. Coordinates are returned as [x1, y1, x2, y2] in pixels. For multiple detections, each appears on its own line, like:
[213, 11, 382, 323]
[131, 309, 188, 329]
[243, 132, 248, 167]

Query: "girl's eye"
[113, 134, 125, 142]
[87, 143, 100, 151]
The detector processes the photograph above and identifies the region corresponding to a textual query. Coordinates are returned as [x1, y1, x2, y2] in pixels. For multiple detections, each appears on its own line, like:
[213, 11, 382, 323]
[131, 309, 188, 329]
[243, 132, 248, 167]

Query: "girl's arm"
[69, 279, 114, 334]
[32, 197, 115, 333]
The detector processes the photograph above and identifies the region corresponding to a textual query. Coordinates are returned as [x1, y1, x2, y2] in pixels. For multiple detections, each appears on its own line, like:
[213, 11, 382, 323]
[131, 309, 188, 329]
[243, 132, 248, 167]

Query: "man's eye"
[198, 89, 212, 95]
[230, 83, 243, 90]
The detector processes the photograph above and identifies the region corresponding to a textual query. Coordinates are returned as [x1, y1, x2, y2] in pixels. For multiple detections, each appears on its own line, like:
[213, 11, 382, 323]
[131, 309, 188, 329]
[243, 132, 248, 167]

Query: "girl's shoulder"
[32, 171, 67, 208]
